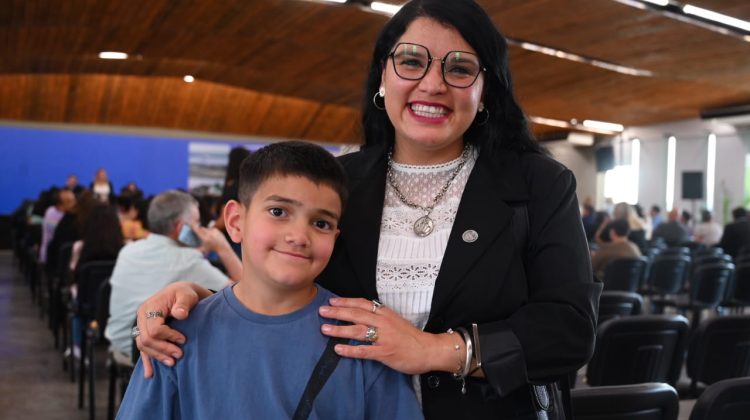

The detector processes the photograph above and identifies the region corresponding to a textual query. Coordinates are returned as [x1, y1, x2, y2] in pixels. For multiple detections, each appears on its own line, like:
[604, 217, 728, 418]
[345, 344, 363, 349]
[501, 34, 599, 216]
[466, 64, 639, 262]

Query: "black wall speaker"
[682, 171, 704, 200]
[595, 146, 615, 172]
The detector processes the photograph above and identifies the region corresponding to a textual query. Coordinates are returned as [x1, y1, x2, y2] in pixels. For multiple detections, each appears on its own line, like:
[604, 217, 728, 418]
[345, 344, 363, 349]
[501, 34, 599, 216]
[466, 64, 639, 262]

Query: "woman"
[67, 203, 124, 358]
[135, 1, 600, 418]
[90, 167, 115, 203]
[69, 203, 124, 271]
[596, 202, 648, 252]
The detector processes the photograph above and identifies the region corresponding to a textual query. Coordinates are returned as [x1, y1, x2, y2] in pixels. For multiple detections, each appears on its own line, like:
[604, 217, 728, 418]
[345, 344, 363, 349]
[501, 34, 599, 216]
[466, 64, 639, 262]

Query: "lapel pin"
[462, 229, 479, 243]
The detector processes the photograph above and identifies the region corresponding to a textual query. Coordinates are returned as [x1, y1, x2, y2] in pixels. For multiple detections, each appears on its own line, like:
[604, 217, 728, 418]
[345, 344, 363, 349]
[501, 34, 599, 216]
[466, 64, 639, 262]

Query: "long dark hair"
[361, 0, 544, 155]
[79, 204, 124, 264]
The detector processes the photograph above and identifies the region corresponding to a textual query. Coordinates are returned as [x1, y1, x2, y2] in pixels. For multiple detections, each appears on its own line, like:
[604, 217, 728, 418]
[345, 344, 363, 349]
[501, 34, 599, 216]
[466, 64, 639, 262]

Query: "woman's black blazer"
[318, 144, 602, 419]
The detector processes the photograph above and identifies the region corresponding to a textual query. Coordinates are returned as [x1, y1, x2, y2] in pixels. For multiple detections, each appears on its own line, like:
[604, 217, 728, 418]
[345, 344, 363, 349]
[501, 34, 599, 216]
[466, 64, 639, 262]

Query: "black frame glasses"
[387, 42, 486, 88]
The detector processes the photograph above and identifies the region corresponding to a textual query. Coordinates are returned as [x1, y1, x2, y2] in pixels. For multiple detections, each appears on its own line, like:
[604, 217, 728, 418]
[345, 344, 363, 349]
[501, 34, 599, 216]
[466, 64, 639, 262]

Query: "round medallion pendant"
[413, 216, 435, 237]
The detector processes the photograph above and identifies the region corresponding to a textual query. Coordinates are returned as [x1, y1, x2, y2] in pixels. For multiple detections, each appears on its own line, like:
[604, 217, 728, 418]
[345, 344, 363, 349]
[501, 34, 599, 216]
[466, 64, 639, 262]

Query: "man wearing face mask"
[105, 190, 240, 360]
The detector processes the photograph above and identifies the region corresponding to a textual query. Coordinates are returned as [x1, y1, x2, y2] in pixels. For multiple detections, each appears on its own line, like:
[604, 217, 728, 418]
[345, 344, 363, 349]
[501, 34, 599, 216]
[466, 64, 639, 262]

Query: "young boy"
[118, 142, 422, 419]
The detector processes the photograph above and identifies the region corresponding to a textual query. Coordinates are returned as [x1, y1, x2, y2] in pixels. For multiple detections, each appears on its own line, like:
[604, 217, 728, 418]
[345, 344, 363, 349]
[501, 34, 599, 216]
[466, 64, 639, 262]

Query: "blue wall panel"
[0, 126, 189, 214]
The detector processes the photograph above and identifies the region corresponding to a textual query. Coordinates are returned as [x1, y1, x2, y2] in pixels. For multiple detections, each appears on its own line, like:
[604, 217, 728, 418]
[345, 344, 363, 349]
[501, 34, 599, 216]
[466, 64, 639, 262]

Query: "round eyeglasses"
[387, 42, 485, 88]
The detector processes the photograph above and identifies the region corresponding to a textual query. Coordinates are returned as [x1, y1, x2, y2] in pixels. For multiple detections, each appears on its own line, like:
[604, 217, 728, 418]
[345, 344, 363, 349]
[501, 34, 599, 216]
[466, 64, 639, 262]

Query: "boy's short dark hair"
[608, 219, 630, 237]
[238, 141, 348, 210]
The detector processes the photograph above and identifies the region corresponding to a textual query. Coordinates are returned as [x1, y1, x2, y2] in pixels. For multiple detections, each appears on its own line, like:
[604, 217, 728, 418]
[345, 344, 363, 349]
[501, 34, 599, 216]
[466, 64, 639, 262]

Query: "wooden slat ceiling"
[1, 0, 749, 143]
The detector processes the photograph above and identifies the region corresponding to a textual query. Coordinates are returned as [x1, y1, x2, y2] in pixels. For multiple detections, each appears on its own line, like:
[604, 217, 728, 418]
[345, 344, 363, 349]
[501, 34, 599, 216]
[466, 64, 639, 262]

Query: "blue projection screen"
[0, 126, 190, 214]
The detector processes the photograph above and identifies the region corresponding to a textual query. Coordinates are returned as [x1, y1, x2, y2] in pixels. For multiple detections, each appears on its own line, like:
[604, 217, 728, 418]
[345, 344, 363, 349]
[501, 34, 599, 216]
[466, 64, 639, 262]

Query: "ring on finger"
[130, 326, 141, 339]
[145, 310, 165, 319]
[364, 326, 379, 343]
[371, 299, 383, 314]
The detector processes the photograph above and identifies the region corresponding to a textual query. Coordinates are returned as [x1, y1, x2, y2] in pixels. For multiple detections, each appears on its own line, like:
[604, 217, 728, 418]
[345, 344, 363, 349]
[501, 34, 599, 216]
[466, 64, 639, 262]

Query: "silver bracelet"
[446, 328, 463, 376]
[454, 327, 473, 394]
[471, 323, 482, 370]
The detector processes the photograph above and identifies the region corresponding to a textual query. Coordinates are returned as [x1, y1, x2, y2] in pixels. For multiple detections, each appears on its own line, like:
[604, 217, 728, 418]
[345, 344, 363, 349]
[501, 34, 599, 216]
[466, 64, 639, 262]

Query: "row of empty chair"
[602, 245, 750, 328]
[571, 378, 750, 420]
[585, 242, 750, 418]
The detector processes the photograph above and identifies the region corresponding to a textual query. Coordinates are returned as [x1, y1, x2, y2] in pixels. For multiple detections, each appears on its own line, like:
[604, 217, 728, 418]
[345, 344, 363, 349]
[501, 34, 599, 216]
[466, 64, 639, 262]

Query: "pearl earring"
[379, 87, 385, 97]
[478, 102, 485, 112]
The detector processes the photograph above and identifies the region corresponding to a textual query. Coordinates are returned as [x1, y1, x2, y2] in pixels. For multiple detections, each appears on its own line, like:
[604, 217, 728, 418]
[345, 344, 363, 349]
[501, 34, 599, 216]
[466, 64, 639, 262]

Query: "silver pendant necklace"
[386, 146, 470, 237]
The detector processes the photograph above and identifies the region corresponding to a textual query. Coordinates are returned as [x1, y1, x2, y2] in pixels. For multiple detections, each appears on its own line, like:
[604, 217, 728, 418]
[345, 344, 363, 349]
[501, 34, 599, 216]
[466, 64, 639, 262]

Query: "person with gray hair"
[105, 190, 240, 359]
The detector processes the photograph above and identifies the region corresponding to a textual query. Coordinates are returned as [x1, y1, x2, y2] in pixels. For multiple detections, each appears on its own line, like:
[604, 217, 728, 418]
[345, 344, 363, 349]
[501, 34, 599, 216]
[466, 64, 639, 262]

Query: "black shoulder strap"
[292, 336, 349, 420]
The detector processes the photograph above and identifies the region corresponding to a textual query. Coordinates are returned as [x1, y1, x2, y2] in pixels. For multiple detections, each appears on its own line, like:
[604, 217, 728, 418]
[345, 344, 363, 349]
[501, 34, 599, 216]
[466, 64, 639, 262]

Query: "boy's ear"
[223, 200, 244, 244]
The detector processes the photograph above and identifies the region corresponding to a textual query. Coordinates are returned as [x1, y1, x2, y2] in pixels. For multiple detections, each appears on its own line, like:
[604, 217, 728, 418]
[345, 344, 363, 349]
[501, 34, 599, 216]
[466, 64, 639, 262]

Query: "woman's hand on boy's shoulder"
[135, 281, 207, 378]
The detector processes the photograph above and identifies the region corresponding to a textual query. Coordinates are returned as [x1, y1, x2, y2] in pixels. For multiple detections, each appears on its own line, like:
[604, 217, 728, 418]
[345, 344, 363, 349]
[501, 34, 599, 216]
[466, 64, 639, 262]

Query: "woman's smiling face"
[382, 17, 484, 164]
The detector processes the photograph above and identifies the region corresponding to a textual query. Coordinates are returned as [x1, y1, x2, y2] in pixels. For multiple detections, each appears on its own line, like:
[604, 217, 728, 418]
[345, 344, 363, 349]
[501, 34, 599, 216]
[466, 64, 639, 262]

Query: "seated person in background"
[652, 208, 691, 247]
[121, 181, 144, 201]
[681, 210, 693, 237]
[693, 209, 722, 246]
[105, 190, 241, 360]
[68, 203, 124, 358]
[591, 219, 642, 280]
[116, 193, 146, 241]
[119, 142, 422, 419]
[650, 205, 664, 229]
[40, 189, 76, 264]
[65, 174, 85, 196]
[595, 202, 648, 252]
[718, 207, 750, 258]
[46, 189, 83, 274]
[70, 203, 124, 273]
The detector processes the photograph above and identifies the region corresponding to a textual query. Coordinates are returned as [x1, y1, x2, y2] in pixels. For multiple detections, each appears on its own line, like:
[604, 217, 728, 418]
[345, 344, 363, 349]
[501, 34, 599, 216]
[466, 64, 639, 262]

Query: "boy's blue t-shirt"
[118, 285, 423, 420]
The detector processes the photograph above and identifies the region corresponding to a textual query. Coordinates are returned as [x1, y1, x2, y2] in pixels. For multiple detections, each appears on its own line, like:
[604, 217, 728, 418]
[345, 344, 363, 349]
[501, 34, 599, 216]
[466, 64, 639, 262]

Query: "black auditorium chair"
[722, 262, 750, 314]
[586, 315, 689, 386]
[572, 383, 679, 420]
[598, 291, 643, 325]
[672, 262, 735, 329]
[643, 255, 691, 312]
[682, 315, 750, 398]
[84, 279, 112, 420]
[51, 241, 74, 350]
[659, 246, 690, 257]
[603, 256, 648, 292]
[688, 377, 750, 420]
[70, 260, 116, 411]
[693, 246, 724, 259]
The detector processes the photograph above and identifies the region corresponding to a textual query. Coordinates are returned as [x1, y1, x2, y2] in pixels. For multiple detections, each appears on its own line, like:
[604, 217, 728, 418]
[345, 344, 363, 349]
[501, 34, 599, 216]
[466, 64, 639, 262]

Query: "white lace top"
[376, 147, 478, 330]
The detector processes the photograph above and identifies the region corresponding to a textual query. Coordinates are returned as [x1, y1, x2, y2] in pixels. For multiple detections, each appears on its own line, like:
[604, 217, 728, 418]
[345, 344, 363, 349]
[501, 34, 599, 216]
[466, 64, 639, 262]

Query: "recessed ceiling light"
[683, 4, 750, 32]
[98, 51, 128, 60]
[509, 39, 653, 77]
[370, 2, 402, 16]
[528, 116, 571, 129]
[583, 119, 625, 132]
[183, 75, 195, 83]
[641, 0, 669, 6]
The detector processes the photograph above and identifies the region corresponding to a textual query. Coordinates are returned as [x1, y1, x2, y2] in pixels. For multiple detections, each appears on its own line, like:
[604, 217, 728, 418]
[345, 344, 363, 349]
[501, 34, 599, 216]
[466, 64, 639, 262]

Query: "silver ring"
[371, 299, 383, 314]
[130, 326, 141, 339]
[145, 310, 164, 319]
[364, 326, 379, 343]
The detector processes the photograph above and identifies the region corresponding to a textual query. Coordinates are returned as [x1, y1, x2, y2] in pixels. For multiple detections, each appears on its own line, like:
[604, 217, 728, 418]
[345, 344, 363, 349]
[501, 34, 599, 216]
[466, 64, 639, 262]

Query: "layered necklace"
[386, 145, 470, 237]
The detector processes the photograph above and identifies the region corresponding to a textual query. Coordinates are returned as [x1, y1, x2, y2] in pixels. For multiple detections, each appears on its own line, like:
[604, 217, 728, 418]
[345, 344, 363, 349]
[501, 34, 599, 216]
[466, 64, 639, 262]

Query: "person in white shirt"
[104, 190, 240, 358]
[694, 209, 722, 246]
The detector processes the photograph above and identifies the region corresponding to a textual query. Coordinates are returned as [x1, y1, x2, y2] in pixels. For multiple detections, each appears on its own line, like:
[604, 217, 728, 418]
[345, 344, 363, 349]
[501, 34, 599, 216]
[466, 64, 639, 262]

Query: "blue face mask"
[177, 224, 202, 247]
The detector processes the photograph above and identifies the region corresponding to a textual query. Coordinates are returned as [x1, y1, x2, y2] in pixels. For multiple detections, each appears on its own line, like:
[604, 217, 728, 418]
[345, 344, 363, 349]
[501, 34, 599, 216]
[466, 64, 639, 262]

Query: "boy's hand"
[135, 281, 210, 378]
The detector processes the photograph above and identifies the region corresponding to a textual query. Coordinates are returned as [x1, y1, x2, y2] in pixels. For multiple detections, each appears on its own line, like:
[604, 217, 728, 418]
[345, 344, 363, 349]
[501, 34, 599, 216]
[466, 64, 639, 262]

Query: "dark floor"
[0, 251, 111, 420]
[0, 249, 697, 419]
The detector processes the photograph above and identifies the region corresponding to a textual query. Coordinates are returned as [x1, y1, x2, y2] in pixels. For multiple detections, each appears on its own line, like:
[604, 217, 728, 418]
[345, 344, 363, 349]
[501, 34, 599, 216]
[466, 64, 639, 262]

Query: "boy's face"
[226, 175, 341, 291]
